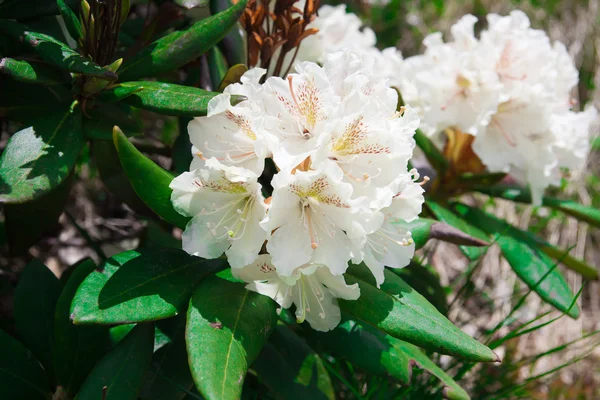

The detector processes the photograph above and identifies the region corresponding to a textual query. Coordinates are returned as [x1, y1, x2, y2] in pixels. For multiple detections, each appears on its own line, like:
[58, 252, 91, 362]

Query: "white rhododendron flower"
[233, 255, 360, 332]
[393, 10, 598, 204]
[170, 158, 268, 268]
[172, 51, 424, 331]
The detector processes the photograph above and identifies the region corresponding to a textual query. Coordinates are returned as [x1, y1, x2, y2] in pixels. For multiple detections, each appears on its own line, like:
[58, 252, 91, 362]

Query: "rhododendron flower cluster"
[170, 51, 424, 331]
[395, 11, 598, 204]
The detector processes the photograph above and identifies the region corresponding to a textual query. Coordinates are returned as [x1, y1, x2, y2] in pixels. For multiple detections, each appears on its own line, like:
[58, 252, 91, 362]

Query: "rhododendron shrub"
[0, 0, 597, 399]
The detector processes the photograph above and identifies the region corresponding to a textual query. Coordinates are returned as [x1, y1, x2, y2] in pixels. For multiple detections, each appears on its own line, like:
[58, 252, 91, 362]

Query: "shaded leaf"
[57, 0, 82, 40]
[76, 323, 154, 400]
[342, 264, 498, 362]
[4, 173, 73, 255]
[104, 81, 244, 117]
[119, 0, 249, 81]
[0, 58, 67, 85]
[84, 102, 142, 140]
[310, 319, 470, 400]
[0, 0, 76, 19]
[53, 259, 110, 396]
[70, 248, 227, 324]
[451, 202, 580, 318]
[217, 63, 247, 92]
[186, 274, 278, 400]
[0, 21, 115, 79]
[14, 260, 62, 376]
[207, 46, 228, 90]
[0, 104, 83, 203]
[0, 78, 71, 118]
[253, 326, 334, 400]
[209, 0, 247, 66]
[113, 127, 190, 229]
[0, 329, 52, 400]
[414, 128, 448, 173]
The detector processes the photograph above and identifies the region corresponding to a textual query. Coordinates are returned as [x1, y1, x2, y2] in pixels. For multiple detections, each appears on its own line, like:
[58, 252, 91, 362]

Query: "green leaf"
[13, 260, 62, 376]
[393, 261, 448, 315]
[0, 58, 67, 85]
[143, 315, 194, 400]
[0, 104, 84, 203]
[172, 118, 194, 175]
[476, 185, 600, 228]
[118, 0, 248, 81]
[451, 202, 580, 318]
[4, 173, 73, 255]
[103, 81, 244, 117]
[414, 129, 448, 173]
[0, 21, 116, 79]
[113, 127, 190, 229]
[426, 201, 490, 260]
[70, 248, 227, 324]
[76, 323, 154, 400]
[57, 0, 82, 40]
[84, 102, 142, 140]
[207, 46, 229, 90]
[186, 274, 278, 400]
[0, 78, 71, 117]
[217, 64, 248, 92]
[53, 259, 110, 396]
[209, 0, 247, 66]
[397, 218, 489, 250]
[0, 329, 52, 400]
[253, 326, 334, 400]
[341, 264, 498, 362]
[310, 319, 470, 399]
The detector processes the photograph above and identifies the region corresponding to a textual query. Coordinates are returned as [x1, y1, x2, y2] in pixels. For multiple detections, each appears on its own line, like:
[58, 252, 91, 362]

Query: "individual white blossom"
[232, 255, 360, 332]
[172, 50, 424, 331]
[170, 158, 268, 268]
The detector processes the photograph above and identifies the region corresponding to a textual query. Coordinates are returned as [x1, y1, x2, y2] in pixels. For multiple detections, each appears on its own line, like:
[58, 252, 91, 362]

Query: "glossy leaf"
[310, 319, 469, 399]
[118, 0, 248, 81]
[253, 326, 334, 400]
[57, 0, 82, 40]
[53, 259, 110, 396]
[76, 323, 154, 400]
[451, 202, 580, 318]
[341, 264, 498, 362]
[476, 185, 600, 228]
[0, 21, 115, 79]
[13, 260, 62, 376]
[0, 104, 83, 203]
[207, 46, 229, 90]
[186, 275, 278, 400]
[91, 140, 153, 215]
[0, 58, 67, 85]
[426, 200, 490, 260]
[113, 127, 190, 228]
[4, 174, 73, 255]
[393, 261, 448, 315]
[70, 248, 227, 324]
[104, 81, 244, 117]
[0, 329, 52, 400]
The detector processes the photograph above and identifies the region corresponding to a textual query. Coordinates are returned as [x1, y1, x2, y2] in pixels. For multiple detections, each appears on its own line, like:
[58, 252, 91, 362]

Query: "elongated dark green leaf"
[0, 104, 83, 203]
[119, 0, 248, 80]
[210, 0, 247, 66]
[426, 201, 490, 260]
[0, 329, 52, 400]
[451, 203, 579, 318]
[341, 264, 498, 362]
[14, 260, 62, 376]
[414, 129, 448, 173]
[91, 140, 153, 215]
[4, 173, 72, 255]
[76, 323, 154, 400]
[113, 128, 190, 228]
[53, 259, 110, 396]
[310, 319, 469, 400]
[143, 315, 194, 400]
[393, 261, 448, 315]
[476, 185, 600, 228]
[186, 275, 278, 400]
[84, 102, 142, 140]
[0, 58, 67, 85]
[57, 0, 82, 40]
[253, 326, 334, 400]
[457, 171, 506, 187]
[0, 21, 115, 79]
[172, 118, 194, 175]
[539, 245, 598, 280]
[207, 46, 228, 90]
[70, 248, 227, 324]
[103, 81, 244, 117]
[0, 0, 76, 19]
